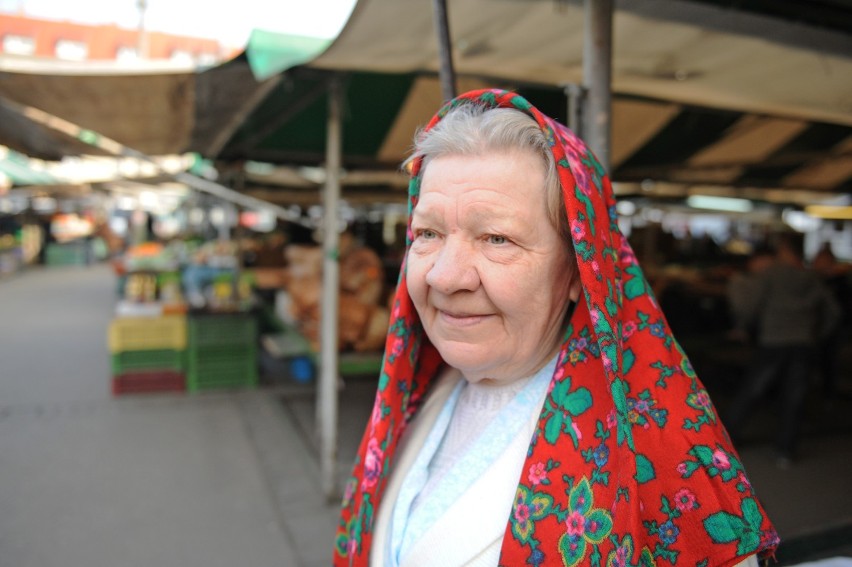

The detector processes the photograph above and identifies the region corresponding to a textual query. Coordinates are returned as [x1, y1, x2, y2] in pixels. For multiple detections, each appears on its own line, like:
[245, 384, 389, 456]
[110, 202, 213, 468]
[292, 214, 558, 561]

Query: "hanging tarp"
[212, 6, 852, 194]
[0, 53, 269, 160]
[245, 29, 331, 81]
[1, 16, 851, 194]
[310, 0, 852, 127]
[216, 71, 852, 194]
[0, 146, 57, 187]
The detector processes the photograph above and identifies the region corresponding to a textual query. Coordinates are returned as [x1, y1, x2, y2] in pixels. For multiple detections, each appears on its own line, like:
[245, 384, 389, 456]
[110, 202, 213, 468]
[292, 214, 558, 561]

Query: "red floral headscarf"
[334, 89, 779, 567]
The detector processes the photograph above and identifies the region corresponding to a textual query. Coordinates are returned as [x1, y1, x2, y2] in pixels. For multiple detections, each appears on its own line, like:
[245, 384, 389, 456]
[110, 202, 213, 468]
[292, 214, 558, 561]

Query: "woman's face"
[407, 150, 581, 384]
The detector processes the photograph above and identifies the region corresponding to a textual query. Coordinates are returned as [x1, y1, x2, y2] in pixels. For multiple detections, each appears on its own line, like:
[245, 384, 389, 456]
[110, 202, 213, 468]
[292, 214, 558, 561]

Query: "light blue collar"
[388, 355, 557, 565]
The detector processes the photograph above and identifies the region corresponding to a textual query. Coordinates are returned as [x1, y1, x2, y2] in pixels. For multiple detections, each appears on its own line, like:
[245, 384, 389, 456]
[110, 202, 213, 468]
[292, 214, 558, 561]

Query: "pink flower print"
[619, 239, 638, 266]
[676, 462, 689, 475]
[589, 308, 600, 326]
[761, 529, 781, 550]
[592, 260, 601, 278]
[514, 502, 530, 523]
[342, 478, 357, 507]
[370, 397, 382, 426]
[712, 449, 731, 470]
[565, 511, 586, 537]
[571, 219, 586, 240]
[622, 320, 637, 339]
[572, 421, 582, 441]
[674, 488, 698, 511]
[528, 462, 547, 486]
[606, 409, 617, 429]
[564, 142, 582, 163]
[391, 336, 404, 358]
[613, 544, 629, 567]
[601, 350, 613, 372]
[687, 390, 712, 412]
[361, 438, 384, 490]
[576, 174, 592, 197]
[738, 471, 752, 491]
[563, 147, 591, 195]
[347, 538, 357, 556]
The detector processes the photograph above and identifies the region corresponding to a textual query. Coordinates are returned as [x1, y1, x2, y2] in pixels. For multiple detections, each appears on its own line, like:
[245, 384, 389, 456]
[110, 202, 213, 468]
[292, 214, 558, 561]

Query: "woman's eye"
[418, 229, 437, 240]
[487, 234, 508, 245]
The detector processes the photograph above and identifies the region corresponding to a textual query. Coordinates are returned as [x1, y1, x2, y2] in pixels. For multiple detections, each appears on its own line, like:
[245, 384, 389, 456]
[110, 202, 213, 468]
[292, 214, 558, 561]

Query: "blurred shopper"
[725, 234, 840, 467]
[726, 247, 774, 343]
[182, 239, 239, 308]
[812, 243, 852, 398]
[253, 230, 288, 268]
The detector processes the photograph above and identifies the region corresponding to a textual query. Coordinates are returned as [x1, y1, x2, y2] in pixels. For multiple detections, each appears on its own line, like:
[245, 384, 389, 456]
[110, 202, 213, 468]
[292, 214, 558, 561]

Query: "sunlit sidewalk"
[0, 265, 337, 567]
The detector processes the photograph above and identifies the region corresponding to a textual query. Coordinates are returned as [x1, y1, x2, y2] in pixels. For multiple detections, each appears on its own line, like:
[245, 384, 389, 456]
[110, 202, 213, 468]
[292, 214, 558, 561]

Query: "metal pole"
[582, 0, 613, 172]
[0, 93, 305, 225]
[564, 83, 586, 136]
[136, 0, 148, 59]
[318, 77, 342, 501]
[431, 0, 457, 101]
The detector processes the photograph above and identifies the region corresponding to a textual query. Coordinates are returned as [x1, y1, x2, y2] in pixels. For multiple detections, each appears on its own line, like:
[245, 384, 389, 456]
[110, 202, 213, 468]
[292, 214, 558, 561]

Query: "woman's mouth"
[438, 310, 492, 327]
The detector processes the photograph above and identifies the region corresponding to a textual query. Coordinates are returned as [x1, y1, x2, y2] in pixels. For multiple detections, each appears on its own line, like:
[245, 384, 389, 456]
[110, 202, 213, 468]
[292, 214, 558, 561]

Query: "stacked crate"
[45, 241, 88, 266]
[108, 315, 187, 395]
[186, 314, 258, 391]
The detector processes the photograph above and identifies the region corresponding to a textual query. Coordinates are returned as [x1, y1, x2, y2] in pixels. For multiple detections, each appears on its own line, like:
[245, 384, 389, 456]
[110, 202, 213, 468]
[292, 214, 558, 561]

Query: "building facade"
[0, 13, 228, 64]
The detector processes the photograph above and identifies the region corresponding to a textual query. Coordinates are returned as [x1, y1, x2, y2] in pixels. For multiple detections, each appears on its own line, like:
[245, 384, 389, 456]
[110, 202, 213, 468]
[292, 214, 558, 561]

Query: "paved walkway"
[0, 265, 338, 567]
[1, 264, 850, 566]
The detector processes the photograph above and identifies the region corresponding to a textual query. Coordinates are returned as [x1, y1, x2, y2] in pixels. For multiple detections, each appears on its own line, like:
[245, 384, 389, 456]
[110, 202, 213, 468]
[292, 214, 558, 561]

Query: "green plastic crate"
[188, 314, 257, 348]
[45, 242, 88, 266]
[111, 349, 185, 374]
[186, 344, 258, 391]
[339, 352, 385, 377]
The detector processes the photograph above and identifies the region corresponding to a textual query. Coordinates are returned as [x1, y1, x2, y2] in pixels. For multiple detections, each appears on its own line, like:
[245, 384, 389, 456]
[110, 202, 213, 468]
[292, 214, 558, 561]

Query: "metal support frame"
[564, 83, 587, 137]
[318, 77, 342, 501]
[582, 0, 613, 172]
[432, 0, 457, 101]
[0, 94, 302, 224]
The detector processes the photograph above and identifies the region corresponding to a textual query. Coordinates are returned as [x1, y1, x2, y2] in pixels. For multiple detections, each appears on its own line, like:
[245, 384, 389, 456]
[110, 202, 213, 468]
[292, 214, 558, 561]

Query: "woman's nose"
[425, 238, 479, 294]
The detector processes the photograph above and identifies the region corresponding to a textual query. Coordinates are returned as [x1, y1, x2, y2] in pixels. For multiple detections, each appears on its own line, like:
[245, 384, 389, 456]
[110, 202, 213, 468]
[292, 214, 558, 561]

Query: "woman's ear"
[567, 265, 582, 302]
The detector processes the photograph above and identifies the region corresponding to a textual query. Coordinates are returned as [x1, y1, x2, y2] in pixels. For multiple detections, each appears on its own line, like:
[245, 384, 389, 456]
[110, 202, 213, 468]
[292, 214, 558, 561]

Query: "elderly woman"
[335, 90, 778, 567]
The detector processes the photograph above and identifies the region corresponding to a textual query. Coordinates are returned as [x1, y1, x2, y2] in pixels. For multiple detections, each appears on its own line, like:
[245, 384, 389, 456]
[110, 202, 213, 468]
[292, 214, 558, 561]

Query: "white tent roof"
[311, 0, 852, 127]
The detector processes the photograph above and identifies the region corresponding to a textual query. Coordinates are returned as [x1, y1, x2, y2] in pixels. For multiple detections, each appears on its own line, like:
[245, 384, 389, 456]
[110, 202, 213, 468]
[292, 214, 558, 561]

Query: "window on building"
[116, 45, 139, 62]
[169, 49, 193, 64]
[196, 52, 218, 66]
[55, 39, 88, 61]
[2, 34, 36, 56]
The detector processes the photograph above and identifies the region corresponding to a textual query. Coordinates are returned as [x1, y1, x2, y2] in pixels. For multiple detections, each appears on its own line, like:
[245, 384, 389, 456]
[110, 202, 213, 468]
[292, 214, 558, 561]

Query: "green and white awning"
[0, 146, 57, 188]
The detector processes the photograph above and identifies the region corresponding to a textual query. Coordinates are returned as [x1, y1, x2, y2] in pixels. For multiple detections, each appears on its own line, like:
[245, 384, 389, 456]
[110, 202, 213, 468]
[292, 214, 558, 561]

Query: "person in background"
[725, 234, 840, 467]
[253, 230, 288, 268]
[726, 247, 774, 343]
[182, 239, 239, 308]
[811, 243, 852, 399]
[334, 90, 777, 567]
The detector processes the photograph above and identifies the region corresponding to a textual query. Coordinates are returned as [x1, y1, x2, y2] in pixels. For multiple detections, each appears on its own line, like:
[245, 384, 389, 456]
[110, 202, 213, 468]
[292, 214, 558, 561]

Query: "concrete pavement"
[0, 265, 338, 567]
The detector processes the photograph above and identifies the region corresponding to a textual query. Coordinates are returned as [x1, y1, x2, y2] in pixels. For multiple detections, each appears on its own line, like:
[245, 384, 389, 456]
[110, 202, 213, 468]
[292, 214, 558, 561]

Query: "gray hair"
[408, 104, 569, 241]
